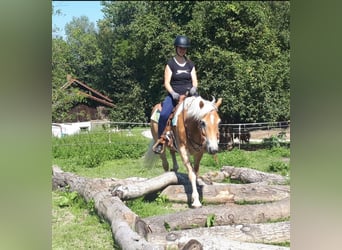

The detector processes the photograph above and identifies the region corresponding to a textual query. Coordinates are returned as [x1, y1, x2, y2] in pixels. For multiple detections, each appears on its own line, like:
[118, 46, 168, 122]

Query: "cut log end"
[181, 239, 203, 250]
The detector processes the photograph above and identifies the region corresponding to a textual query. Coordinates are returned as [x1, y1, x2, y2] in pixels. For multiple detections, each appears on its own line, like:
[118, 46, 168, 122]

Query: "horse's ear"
[215, 98, 222, 108]
[199, 100, 204, 109]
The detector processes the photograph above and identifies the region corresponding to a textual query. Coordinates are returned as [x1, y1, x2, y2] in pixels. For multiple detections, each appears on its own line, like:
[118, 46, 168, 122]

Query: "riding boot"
[152, 136, 166, 154]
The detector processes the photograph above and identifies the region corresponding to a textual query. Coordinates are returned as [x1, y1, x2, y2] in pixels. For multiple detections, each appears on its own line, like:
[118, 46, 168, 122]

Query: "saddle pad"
[150, 108, 179, 126]
[150, 108, 160, 123]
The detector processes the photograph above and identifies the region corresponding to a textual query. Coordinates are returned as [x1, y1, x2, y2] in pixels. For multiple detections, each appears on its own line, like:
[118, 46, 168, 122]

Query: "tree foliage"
[52, 1, 290, 123]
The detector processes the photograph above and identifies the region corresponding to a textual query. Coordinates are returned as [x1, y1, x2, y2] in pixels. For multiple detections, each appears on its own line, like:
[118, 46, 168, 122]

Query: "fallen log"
[52, 166, 162, 249]
[178, 238, 289, 250]
[161, 183, 290, 204]
[110, 171, 179, 199]
[220, 166, 289, 184]
[144, 198, 290, 234]
[52, 166, 290, 249]
[52, 165, 148, 191]
[148, 221, 290, 246]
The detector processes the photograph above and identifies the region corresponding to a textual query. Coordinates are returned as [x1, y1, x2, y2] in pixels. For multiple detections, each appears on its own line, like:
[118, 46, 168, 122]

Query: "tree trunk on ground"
[110, 171, 179, 199]
[148, 221, 290, 247]
[161, 183, 289, 204]
[178, 238, 289, 250]
[207, 166, 289, 185]
[52, 165, 290, 250]
[52, 166, 162, 250]
[144, 198, 289, 234]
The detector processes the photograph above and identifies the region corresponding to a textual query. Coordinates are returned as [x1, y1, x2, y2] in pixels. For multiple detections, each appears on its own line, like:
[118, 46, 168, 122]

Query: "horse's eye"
[200, 121, 206, 128]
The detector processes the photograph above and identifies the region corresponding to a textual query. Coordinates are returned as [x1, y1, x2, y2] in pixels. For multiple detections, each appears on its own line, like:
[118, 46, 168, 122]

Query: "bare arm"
[191, 67, 198, 88]
[164, 65, 174, 94]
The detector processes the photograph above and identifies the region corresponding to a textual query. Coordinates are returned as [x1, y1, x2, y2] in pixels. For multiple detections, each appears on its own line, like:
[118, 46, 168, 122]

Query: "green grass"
[201, 146, 290, 176]
[52, 129, 290, 249]
[53, 146, 289, 180]
[52, 191, 115, 250]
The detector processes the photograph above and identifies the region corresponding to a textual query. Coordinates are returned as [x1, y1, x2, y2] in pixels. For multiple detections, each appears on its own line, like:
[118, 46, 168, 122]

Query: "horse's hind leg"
[160, 151, 169, 172]
[170, 150, 179, 172]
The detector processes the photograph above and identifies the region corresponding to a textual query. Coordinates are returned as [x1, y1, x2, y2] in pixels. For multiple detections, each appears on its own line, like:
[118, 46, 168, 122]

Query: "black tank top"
[167, 57, 194, 95]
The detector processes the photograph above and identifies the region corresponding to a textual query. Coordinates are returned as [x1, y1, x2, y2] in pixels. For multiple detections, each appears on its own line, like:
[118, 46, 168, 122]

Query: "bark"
[149, 221, 290, 247]
[52, 165, 148, 192]
[178, 238, 289, 250]
[144, 198, 289, 234]
[161, 183, 289, 204]
[220, 166, 289, 184]
[110, 171, 179, 199]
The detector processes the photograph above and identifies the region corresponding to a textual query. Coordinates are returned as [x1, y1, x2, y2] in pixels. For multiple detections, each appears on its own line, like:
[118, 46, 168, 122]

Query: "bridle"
[182, 100, 211, 152]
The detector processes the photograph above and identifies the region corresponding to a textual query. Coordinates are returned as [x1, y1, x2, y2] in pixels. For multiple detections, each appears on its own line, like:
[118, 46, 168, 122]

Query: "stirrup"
[152, 140, 165, 154]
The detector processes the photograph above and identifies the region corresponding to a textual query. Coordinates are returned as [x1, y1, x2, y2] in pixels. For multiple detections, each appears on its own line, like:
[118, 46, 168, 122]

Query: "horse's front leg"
[193, 152, 206, 186]
[179, 147, 201, 208]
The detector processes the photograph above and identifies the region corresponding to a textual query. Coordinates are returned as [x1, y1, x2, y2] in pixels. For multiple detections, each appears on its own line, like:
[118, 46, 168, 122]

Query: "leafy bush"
[262, 135, 281, 148]
[268, 161, 289, 176]
[269, 146, 290, 158]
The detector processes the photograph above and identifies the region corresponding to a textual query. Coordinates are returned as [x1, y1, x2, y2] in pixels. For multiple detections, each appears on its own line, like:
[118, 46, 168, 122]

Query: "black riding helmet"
[174, 35, 191, 48]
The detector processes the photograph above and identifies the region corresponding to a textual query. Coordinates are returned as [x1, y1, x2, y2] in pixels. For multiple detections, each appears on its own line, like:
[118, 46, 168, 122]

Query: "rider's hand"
[170, 91, 180, 101]
[189, 86, 198, 96]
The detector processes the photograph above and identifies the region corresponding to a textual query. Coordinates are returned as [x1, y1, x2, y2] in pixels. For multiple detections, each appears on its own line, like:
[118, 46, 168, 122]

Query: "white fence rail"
[52, 120, 290, 147]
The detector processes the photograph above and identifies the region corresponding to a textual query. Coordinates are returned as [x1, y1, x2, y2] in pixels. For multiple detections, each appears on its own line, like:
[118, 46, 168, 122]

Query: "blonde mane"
[177, 96, 217, 120]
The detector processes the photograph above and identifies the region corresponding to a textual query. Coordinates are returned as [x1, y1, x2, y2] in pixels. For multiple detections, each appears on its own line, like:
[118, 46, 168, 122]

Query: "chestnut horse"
[148, 96, 222, 208]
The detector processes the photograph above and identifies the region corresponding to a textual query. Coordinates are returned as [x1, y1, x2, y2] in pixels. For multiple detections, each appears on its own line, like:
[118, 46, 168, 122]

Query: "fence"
[52, 120, 290, 149]
[218, 121, 290, 149]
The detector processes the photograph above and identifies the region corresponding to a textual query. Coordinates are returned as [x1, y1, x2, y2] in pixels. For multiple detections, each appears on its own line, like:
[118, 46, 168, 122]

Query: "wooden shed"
[60, 76, 114, 122]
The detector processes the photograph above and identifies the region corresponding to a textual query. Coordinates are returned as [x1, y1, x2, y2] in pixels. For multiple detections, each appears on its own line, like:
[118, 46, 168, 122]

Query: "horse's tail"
[143, 139, 159, 168]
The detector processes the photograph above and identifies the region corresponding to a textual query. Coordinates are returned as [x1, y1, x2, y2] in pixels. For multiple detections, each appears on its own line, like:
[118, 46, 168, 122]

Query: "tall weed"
[52, 131, 150, 168]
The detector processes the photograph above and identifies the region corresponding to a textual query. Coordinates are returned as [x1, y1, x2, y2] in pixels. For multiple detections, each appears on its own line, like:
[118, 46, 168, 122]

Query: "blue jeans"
[158, 95, 177, 138]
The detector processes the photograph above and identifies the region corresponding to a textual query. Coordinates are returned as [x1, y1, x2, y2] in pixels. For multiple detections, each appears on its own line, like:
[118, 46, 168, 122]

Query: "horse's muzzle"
[206, 142, 219, 154]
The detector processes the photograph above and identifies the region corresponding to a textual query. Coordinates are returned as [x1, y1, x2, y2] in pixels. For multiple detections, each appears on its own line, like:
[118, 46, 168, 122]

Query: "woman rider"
[153, 35, 199, 154]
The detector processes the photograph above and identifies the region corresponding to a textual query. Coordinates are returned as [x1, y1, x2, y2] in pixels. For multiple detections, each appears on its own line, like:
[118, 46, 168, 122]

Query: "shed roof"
[61, 77, 114, 108]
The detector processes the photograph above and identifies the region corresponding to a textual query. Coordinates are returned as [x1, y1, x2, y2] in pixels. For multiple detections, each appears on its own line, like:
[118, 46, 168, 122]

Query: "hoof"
[197, 178, 208, 186]
[191, 201, 202, 208]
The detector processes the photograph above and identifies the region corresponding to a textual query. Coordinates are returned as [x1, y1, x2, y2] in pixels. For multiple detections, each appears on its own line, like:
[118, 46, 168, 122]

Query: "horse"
[219, 126, 234, 151]
[147, 95, 222, 208]
[234, 129, 251, 144]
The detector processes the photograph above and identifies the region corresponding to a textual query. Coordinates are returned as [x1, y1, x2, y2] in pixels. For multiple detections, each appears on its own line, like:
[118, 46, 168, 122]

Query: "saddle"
[152, 95, 187, 154]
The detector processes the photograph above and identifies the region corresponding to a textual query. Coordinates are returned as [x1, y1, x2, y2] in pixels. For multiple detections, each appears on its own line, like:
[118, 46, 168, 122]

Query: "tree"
[52, 16, 103, 122]
[52, 1, 290, 123]
[64, 16, 102, 85]
[96, 1, 148, 122]
[187, 2, 290, 122]
[52, 36, 83, 122]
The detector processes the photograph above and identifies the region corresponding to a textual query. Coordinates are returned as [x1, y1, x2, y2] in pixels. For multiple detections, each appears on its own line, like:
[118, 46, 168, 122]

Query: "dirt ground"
[250, 127, 290, 140]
